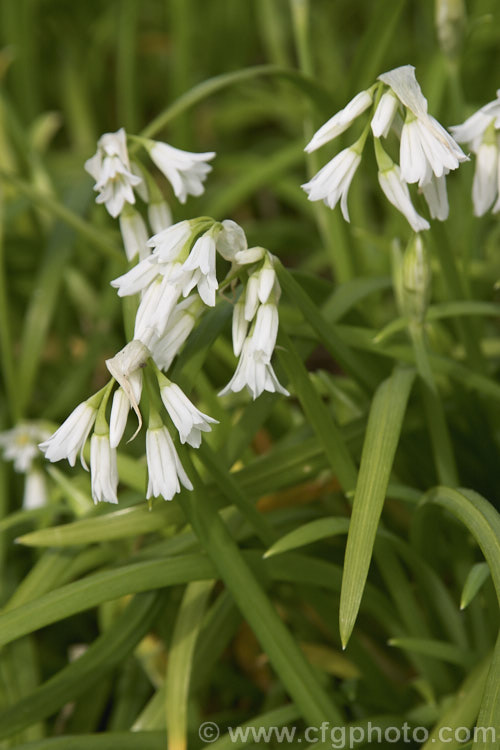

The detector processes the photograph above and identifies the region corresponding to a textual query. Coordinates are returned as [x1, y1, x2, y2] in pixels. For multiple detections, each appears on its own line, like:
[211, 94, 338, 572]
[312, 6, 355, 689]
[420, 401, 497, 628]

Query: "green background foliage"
[1, 0, 500, 748]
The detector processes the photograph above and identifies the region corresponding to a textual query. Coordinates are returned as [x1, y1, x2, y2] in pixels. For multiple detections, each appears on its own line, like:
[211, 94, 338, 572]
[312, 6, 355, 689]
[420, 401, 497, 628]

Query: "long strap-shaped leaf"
[177, 450, 343, 727]
[423, 486, 500, 749]
[0, 591, 165, 740]
[339, 367, 415, 648]
[166, 581, 214, 750]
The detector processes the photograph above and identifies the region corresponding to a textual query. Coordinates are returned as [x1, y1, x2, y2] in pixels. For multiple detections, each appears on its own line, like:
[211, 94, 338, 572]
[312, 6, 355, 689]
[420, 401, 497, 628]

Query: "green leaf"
[264, 517, 350, 558]
[0, 592, 165, 740]
[166, 581, 214, 750]
[16, 502, 184, 547]
[388, 637, 473, 667]
[339, 367, 415, 648]
[11, 732, 166, 750]
[460, 562, 491, 610]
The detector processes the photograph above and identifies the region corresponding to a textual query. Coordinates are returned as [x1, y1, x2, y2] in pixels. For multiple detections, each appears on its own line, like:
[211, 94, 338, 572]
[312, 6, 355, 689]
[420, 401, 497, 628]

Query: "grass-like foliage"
[0, 1, 500, 749]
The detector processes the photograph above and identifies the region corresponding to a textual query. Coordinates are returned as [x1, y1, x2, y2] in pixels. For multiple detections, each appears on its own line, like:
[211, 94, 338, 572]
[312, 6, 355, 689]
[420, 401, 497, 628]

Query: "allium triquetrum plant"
[0, 1, 499, 748]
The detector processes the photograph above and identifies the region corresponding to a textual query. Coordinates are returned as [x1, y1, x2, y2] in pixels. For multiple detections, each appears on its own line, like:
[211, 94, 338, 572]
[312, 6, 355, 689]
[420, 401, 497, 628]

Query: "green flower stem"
[0, 170, 123, 261]
[408, 321, 458, 486]
[290, 0, 354, 282]
[93, 381, 115, 436]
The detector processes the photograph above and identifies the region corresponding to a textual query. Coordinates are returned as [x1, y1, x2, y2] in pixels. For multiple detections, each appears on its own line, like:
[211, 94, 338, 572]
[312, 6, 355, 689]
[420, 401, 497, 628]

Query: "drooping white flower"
[305, 90, 373, 153]
[147, 220, 193, 262]
[232, 298, 248, 357]
[219, 339, 289, 400]
[159, 380, 218, 448]
[371, 90, 400, 138]
[39, 400, 98, 468]
[472, 138, 499, 216]
[90, 432, 118, 504]
[181, 230, 218, 306]
[0, 423, 50, 473]
[23, 468, 48, 510]
[302, 144, 361, 221]
[374, 139, 430, 231]
[149, 295, 203, 371]
[84, 128, 142, 218]
[133, 264, 185, 341]
[421, 174, 449, 221]
[250, 303, 279, 363]
[119, 206, 149, 261]
[106, 341, 148, 437]
[450, 91, 500, 151]
[148, 200, 172, 234]
[378, 65, 467, 187]
[146, 423, 193, 500]
[216, 219, 247, 262]
[148, 142, 216, 204]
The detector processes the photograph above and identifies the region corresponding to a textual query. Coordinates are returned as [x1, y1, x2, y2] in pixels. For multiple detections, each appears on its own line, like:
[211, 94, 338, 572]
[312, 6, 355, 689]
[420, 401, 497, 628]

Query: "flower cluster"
[302, 65, 467, 231]
[0, 423, 51, 509]
[450, 91, 500, 216]
[39, 127, 288, 505]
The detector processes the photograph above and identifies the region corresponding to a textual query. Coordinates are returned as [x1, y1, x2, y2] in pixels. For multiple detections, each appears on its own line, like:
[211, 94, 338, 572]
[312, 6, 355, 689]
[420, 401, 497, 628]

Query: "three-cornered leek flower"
[85, 128, 142, 218]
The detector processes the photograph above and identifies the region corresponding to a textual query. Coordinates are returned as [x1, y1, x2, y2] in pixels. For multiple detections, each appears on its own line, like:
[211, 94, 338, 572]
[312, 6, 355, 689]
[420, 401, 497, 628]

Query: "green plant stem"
[116, 0, 139, 133]
[409, 321, 458, 486]
[0, 171, 122, 261]
[289, 0, 354, 282]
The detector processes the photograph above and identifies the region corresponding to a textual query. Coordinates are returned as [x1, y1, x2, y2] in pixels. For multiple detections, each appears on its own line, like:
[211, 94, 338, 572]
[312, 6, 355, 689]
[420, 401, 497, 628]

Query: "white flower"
[450, 91, 500, 151]
[149, 295, 203, 371]
[305, 90, 373, 152]
[147, 220, 193, 262]
[371, 91, 399, 138]
[84, 128, 142, 218]
[109, 388, 130, 449]
[377, 162, 430, 232]
[146, 424, 193, 500]
[119, 207, 149, 261]
[90, 433, 118, 504]
[232, 299, 248, 357]
[106, 341, 148, 436]
[23, 468, 48, 510]
[421, 175, 449, 221]
[302, 145, 361, 220]
[234, 246, 266, 266]
[159, 381, 218, 448]
[134, 264, 185, 341]
[250, 303, 279, 363]
[378, 65, 467, 187]
[216, 219, 247, 262]
[39, 400, 98, 468]
[472, 138, 499, 216]
[219, 339, 289, 400]
[0, 423, 50, 473]
[148, 142, 216, 204]
[181, 231, 218, 306]
[148, 200, 172, 234]
[111, 256, 160, 297]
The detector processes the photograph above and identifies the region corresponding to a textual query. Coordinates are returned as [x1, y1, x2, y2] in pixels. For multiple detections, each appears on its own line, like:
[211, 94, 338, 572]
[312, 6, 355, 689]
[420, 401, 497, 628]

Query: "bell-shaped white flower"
[146, 420, 193, 501]
[421, 175, 449, 221]
[0, 423, 50, 473]
[305, 90, 373, 152]
[148, 200, 172, 234]
[119, 206, 149, 261]
[232, 298, 248, 357]
[250, 303, 279, 363]
[451, 91, 500, 151]
[216, 219, 247, 262]
[148, 142, 215, 204]
[302, 143, 362, 220]
[84, 128, 142, 218]
[133, 265, 184, 340]
[90, 432, 119, 504]
[378, 65, 467, 187]
[181, 230, 218, 306]
[149, 295, 203, 371]
[371, 91, 399, 138]
[159, 379, 218, 448]
[374, 139, 430, 231]
[219, 339, 289, 401]
[23, 468, 48, 510]
[39, 399, 98, 468]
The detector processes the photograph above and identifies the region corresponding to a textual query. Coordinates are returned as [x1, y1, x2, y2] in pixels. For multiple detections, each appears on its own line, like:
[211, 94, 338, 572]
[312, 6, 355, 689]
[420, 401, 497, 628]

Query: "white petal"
[305, 90, 372, 152]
